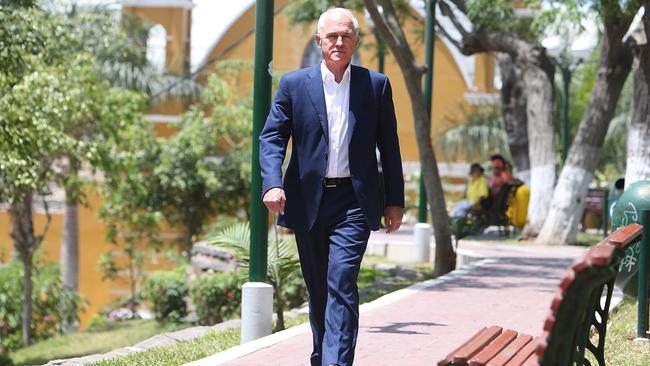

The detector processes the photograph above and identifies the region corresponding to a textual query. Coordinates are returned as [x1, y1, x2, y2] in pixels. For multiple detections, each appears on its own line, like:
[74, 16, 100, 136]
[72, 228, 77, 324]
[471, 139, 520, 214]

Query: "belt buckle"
[324, 178, 337, 188]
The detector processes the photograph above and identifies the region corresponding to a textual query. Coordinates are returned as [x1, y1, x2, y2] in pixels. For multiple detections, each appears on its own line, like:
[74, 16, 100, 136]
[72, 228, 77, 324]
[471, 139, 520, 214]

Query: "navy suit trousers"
[294, 182, 370, 366]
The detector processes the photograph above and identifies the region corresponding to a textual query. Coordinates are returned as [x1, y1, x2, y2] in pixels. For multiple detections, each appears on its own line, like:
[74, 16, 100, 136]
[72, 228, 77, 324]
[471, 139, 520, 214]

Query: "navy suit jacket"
[260, 64, 404, 232]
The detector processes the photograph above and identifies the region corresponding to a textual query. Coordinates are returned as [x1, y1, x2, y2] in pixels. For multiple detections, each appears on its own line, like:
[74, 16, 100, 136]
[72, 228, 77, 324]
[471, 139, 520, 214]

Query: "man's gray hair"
[316, 8, 360, 36]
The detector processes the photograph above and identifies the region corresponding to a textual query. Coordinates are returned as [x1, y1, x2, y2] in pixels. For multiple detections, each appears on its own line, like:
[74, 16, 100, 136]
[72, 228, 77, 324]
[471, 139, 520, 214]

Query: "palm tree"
[437, 104, 510, 163]
[208, 222, 302, 331]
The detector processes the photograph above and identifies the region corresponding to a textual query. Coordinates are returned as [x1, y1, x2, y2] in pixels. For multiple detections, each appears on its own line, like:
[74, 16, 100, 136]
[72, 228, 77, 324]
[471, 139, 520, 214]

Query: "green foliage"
[0, 354, 13, 366]
[208, 223, 305, 329]
[438, 104, 509, 162]
[0, 0, 35, 9]
[151, 71, 253, 253]
[282, 273, 309, 310]
[143, 269, 189, 323]
[85, 314, 111, 333]
[189, 271, 243, 325]
[0, 259, 84, 352]
[463, 0, 588, 43]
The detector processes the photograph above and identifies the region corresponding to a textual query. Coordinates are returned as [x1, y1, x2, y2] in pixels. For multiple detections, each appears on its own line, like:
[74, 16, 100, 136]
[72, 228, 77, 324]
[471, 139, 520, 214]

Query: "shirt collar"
[321, 61, 351, 84]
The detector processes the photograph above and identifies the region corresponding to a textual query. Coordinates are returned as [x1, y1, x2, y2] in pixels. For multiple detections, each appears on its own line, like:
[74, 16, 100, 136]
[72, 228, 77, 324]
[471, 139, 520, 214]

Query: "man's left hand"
[383, 206, 403, 234]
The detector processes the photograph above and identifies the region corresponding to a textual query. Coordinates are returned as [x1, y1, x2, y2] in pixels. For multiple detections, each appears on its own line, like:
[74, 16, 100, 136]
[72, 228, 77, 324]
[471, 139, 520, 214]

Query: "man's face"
[491, 160, 504, 176]
[314, 13, 359, 66]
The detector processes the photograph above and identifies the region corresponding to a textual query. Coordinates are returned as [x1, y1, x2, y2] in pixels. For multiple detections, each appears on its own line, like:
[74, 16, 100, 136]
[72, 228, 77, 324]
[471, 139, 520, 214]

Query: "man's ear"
[314, 34, 322, 48]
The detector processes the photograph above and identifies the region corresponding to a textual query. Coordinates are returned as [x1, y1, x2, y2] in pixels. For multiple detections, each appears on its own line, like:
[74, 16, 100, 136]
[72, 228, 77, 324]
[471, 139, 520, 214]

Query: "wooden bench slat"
[452, 326, 504, 364]
[469, 329, 519, 366]
[485, 334, 533, 366]
[520, 351, 539, 366]
[584, 243, 616, 266]
[503, 337, 541, 366]
[437, 326, 503, 366]
[606, 223, 643, 248]
[558, 269, 576, 290]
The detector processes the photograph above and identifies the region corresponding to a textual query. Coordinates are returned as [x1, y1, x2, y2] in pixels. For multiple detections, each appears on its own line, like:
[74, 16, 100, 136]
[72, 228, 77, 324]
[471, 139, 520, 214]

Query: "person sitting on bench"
[487, 154, 512, 197]
[451, 163, 489, 218]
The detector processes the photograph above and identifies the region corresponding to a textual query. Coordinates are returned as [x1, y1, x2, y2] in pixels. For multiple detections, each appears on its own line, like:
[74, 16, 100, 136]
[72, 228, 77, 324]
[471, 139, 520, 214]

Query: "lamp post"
[412, 0, 436, 262]
[242, 0, 274, 345]
[544, 37, 588, 165]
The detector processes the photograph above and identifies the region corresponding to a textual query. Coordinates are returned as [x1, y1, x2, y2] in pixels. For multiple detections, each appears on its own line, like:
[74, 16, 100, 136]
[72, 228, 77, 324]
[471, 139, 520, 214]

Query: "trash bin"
[612, 180, 650, 296]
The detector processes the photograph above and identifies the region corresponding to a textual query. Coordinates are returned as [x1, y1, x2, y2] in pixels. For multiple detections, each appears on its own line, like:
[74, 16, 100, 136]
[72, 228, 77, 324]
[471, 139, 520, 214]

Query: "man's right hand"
[263, 188, 286, 215]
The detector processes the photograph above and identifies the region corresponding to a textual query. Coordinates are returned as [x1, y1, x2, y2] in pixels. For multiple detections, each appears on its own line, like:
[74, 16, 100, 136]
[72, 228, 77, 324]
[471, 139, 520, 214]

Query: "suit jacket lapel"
[305, 65, 329, 145]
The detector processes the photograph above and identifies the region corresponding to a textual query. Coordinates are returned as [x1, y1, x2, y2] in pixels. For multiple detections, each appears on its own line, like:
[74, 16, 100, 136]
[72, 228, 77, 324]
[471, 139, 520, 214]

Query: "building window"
[147, 24, 168, 72]
[301, 39, 361, 68]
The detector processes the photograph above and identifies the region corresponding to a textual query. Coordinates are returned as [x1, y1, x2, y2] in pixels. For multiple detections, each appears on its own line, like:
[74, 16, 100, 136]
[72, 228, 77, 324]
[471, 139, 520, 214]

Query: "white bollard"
[240, 282, 274, 344]
[413, 222, 432, 262]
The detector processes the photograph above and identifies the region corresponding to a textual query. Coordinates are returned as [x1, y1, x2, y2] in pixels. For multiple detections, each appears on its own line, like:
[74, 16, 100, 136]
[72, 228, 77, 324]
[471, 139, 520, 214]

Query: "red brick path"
[188, 227, 586, 366]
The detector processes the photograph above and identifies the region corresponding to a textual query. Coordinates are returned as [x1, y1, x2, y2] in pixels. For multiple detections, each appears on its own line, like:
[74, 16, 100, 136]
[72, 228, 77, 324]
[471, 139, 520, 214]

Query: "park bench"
[451, 183, 518, 242]
[438, 223, 644, 366]
[581, 188, 609, 231]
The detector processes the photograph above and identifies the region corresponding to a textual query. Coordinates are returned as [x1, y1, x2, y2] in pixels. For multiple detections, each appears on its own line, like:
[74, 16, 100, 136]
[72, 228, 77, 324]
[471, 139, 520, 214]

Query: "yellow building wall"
[123, 6, 191, 74]
[123, 6, 192, 137]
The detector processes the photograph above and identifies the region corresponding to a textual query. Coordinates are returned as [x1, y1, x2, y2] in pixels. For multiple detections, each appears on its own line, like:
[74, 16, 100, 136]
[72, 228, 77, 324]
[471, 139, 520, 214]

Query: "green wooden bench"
[438, 223, 644, 366]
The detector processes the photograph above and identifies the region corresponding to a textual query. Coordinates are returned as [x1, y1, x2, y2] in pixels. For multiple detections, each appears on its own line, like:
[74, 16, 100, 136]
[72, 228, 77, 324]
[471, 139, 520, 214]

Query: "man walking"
[260, 7, 404, 366]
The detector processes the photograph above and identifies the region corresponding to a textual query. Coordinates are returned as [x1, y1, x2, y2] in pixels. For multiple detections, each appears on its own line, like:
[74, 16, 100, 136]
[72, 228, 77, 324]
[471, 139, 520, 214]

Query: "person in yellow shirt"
[451, 163, 489, 218]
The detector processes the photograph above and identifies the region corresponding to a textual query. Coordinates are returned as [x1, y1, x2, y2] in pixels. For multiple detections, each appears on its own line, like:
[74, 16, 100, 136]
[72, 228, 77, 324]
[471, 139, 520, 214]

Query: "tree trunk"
[625, 12, 650, 185]
[435, 7, 557, 237]
[274, 283, 285, 332]
[497, 53, 530, 183]
[10, 193, 36, 347]
[62, 194, 79, 291]
[521, 61, 556, 237]
[536, 23, 634, 245]
[365, 0, 456, 276]
[127, 245, 137, 313]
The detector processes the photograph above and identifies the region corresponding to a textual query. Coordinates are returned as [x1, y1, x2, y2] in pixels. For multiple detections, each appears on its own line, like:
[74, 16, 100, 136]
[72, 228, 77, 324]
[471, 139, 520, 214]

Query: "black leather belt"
[323, 177, 352, 187]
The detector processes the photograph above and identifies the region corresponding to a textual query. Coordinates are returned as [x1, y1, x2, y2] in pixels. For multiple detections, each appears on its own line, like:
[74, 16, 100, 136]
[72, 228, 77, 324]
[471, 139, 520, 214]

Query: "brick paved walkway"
[185, 227, 586, 366]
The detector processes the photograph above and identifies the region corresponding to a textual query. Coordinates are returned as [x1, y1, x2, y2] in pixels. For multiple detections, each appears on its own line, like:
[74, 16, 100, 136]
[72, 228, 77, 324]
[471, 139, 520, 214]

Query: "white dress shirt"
[321, 61, 351, 178]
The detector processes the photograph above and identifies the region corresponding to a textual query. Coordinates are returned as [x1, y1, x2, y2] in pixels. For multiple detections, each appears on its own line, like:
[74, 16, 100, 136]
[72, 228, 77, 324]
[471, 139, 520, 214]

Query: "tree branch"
[438, 0, 470, 38]
[445, 0, 467, 14]
[435, 20, 463, 50]
[363, 0, 425, 78]
[36, 196, 51, 244]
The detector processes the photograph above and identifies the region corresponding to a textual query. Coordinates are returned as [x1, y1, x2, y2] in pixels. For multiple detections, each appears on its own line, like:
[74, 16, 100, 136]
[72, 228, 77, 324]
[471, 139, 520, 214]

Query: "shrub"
[86, 314, 111, 333]
[0, 259, 84, 352]
[281, 272, 308, 310]
[143, 269, 189, 323]
[0, 354, 14, 366]
[190, 271, 243, 325]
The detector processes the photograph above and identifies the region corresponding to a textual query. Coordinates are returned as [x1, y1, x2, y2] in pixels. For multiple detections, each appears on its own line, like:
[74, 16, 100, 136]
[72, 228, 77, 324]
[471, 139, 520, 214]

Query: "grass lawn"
[85, 315, 310, 366]
[10, 320, 189, 366]
[587, 298, 650, 365]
